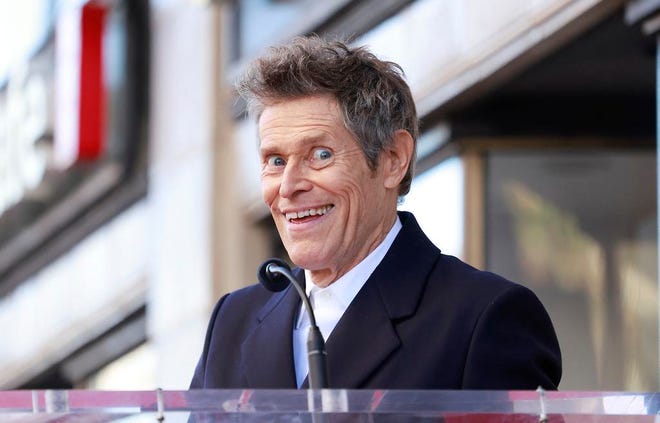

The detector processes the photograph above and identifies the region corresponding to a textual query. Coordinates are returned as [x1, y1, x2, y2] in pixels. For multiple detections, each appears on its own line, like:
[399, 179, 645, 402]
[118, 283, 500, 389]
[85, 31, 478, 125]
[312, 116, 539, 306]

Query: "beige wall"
[146, 0, 217, 389]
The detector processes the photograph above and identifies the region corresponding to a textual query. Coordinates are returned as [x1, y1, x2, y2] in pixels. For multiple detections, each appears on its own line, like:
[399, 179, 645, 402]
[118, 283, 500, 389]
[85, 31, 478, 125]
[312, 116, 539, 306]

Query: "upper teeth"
[286, 205, 333, 221]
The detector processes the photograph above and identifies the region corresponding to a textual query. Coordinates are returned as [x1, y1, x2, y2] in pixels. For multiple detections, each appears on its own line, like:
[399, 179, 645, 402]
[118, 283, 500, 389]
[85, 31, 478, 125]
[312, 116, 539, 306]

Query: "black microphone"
[258, 258, 329, 389]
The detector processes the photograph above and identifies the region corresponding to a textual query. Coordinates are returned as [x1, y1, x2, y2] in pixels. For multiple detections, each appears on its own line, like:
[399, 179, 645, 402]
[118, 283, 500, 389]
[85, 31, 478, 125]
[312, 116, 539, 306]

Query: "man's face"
[259, 95, 399, 286]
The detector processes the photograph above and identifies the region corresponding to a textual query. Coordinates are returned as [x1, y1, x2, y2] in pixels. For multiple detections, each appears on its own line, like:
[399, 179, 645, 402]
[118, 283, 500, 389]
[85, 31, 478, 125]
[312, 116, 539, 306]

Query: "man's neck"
[306, 214, 402, 288]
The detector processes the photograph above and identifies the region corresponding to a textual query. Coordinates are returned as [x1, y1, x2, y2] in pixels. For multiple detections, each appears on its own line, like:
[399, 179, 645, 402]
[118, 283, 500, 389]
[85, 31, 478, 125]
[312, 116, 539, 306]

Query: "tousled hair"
[236, 35, 418, 196]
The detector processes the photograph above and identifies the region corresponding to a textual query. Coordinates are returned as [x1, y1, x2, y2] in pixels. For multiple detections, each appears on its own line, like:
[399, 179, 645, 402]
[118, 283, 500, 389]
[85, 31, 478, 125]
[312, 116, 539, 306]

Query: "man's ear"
[383, 129, 414, 189]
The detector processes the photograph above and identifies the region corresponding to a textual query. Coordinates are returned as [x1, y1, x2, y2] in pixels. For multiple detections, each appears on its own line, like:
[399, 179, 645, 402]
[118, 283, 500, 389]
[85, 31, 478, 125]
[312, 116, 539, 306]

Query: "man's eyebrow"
[259, 144, 279, 158]
[260, 135, 329, 157]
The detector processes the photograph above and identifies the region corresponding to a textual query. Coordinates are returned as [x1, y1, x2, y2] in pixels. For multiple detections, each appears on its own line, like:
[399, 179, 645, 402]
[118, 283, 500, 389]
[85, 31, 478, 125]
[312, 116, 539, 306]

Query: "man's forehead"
[258, 97, 346, 139]
[259, 95, 340, 122]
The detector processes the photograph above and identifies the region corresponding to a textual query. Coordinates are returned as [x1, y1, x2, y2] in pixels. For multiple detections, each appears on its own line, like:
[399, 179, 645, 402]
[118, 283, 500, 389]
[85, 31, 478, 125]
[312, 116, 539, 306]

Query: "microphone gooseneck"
[258, 258, 329, 389]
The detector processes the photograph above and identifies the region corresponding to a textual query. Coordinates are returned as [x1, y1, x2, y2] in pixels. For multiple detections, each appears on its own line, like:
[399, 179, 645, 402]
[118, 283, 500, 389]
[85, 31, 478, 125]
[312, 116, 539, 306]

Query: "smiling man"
[259, 95, 410, 287]
[190, 36, 562, 390]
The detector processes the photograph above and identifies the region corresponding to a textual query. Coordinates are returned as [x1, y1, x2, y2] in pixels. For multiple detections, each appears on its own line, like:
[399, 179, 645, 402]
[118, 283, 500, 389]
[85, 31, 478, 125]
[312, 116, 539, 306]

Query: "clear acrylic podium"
[0, 389, 657, 422]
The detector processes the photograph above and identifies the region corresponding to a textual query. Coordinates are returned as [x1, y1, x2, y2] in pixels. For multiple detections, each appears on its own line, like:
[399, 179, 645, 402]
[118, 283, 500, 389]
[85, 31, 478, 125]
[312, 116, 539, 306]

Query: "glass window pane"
[236, 0, 310, 59]
[399, 157, 464, 259]
[486, 150, 658, 390]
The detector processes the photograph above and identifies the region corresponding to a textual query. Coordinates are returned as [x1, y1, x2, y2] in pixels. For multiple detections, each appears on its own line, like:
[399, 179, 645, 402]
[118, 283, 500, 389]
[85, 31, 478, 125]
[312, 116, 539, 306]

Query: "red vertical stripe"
[78, 1, 106, 160]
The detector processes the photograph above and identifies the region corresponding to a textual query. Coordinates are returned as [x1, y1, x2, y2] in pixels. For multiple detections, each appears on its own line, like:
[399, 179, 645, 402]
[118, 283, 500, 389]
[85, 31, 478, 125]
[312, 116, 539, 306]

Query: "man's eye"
[312, 148, 332, 161]
[267, 156, 286, 167]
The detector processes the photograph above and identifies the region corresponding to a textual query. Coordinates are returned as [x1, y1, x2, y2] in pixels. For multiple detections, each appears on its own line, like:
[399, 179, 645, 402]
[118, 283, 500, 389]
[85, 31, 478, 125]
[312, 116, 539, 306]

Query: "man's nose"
[279, 161, 312, 198]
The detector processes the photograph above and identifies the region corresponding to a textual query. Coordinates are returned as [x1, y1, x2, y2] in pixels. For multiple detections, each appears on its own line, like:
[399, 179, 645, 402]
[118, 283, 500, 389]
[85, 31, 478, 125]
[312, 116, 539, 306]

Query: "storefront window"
[231, 0, 351, 61]
[236, 0, 306, 59]
[486, 150, 658, 390]
[399, 157, 464, 259]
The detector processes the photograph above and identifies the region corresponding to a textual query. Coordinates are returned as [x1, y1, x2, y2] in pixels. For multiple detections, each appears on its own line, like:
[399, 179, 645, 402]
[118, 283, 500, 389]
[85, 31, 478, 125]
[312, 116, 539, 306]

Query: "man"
[191, 36, 561, 390]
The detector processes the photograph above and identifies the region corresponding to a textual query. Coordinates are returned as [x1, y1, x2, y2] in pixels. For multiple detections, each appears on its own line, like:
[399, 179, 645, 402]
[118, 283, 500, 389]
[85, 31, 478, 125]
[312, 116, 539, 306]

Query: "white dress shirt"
[293, 217, 403, 387]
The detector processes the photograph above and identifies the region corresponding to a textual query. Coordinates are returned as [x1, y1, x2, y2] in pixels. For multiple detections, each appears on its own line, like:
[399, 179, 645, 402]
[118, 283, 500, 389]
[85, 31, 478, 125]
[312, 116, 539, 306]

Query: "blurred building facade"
[0, 0, 657, 391]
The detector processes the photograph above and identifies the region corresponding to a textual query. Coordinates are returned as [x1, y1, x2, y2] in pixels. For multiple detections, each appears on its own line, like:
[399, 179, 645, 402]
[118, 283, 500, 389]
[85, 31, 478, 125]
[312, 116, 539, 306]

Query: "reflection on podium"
[0, 389, 657, 422]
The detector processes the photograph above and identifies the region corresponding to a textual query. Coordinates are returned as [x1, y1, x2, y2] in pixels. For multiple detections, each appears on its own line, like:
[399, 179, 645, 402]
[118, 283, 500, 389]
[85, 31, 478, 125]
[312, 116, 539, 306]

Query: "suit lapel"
[321, 278, 400, 388]
[311, 212, 442, 388]
[241, 281, 301, 388]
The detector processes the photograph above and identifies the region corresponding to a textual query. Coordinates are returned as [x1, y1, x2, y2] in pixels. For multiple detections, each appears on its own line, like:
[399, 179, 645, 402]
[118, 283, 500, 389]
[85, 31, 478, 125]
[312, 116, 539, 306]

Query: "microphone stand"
[265, 262, 329, 390]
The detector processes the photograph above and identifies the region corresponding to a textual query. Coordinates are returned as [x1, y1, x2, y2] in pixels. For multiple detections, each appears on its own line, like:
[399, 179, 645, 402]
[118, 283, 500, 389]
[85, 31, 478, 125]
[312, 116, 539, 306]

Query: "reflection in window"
[502, 181, 607, 385]
[399, 157, 463, 258]
[487, 150, 658, 390]
[234, 0, 309, 60]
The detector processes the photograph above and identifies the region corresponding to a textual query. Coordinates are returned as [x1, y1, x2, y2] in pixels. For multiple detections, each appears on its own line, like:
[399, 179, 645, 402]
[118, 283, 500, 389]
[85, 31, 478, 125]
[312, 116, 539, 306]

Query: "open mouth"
[285, 205, 334, 223]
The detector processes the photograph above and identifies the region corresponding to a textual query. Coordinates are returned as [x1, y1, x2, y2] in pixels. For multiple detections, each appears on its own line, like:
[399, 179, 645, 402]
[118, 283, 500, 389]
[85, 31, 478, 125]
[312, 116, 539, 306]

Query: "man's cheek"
[261, 181, 278, 206]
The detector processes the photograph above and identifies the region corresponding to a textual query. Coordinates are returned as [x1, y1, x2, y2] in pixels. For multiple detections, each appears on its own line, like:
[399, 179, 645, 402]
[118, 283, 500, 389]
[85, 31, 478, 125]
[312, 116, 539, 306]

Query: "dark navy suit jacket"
[190, 212, 561, 390]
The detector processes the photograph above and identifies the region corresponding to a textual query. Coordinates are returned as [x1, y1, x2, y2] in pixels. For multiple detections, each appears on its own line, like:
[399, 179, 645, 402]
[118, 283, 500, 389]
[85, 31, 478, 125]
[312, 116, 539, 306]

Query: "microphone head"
[258, 258, 292, 292]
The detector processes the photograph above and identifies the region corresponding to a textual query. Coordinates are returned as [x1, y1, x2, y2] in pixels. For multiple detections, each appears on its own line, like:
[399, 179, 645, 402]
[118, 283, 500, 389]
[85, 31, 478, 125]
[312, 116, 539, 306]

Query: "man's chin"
[286, 252, 326, 271]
